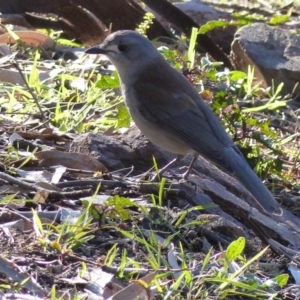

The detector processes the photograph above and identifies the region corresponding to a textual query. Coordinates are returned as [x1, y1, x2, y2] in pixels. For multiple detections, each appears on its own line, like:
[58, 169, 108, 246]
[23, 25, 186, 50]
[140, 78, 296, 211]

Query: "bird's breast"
[123, 89, 192, 155]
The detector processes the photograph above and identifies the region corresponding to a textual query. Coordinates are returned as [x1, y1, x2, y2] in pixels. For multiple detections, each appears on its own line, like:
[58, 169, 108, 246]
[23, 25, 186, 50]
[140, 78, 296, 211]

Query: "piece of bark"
[143, 0, 232, 67]
[197, 214, 247, 240]
[0, 0, 170, 45]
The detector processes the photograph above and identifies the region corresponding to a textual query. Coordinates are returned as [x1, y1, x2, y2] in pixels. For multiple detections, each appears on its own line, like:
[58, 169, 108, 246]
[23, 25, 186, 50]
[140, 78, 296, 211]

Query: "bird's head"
[86, 30, 161, 83]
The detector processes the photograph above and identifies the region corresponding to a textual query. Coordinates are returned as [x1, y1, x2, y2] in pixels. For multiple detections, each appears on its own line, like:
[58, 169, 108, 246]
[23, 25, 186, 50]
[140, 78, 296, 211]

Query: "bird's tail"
[222, 147, 282, 215]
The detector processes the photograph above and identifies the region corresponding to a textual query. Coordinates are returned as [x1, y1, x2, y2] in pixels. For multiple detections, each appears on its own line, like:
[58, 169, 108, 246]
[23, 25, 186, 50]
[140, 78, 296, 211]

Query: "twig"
[54, 179, 128, 189]
[84, 100, 124, 122]
[0, 171, 87, 198]
[0, 171, 40, 191]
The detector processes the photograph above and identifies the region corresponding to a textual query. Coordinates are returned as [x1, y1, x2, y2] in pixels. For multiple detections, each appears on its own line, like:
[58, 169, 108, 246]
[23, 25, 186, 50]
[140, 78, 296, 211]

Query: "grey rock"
[231, 23, 300, 95]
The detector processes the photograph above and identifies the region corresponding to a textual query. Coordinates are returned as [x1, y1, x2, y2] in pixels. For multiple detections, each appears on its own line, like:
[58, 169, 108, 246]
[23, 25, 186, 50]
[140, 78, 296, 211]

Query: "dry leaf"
[35, 150, 107, 172]
[0, 30, 55, 49]
[33, 190, 49, 204]
[108, 272, 157, 300]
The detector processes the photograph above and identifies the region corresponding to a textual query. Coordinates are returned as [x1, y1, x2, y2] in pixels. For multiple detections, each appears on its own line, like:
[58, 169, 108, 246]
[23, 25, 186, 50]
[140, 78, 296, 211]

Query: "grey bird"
[85, 30, 281, 215]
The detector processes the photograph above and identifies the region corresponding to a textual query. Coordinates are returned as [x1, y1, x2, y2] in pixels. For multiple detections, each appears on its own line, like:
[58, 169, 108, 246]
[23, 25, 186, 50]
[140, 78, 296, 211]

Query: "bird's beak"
[85, 45, 108, 55]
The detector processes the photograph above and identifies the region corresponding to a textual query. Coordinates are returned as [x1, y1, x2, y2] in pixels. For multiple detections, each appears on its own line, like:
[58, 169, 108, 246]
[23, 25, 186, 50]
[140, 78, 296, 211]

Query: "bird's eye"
[118, 44, 127, 52]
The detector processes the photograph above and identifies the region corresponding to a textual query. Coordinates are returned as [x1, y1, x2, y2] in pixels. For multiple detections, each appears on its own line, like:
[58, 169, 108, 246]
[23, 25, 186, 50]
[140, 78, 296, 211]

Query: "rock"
[231, 23, 300, 95]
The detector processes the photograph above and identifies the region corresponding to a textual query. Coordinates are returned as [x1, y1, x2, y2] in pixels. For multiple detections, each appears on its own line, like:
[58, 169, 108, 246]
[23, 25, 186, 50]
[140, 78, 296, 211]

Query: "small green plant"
[187, 27, 198, 69]
[198, 11, 290, 36]
[136, 12, 155, 36]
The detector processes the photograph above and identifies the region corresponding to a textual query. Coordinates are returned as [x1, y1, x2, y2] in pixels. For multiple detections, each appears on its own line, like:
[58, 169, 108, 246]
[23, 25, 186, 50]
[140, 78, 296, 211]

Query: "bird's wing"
[133, 82, 281, 214]
[134, 82, 240, 171]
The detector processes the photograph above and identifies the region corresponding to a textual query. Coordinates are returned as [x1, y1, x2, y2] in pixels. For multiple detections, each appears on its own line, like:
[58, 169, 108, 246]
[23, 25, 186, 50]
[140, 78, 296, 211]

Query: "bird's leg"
[182, 154, 199, 179]
[150, 154, 184, 181]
